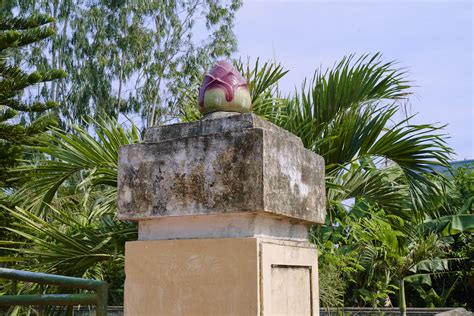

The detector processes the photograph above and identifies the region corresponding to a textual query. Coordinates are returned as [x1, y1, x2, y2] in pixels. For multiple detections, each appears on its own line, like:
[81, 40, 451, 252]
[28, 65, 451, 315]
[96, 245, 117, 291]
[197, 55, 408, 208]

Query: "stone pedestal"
[125, 238, 318, 315]
[117, 113, 325, 315]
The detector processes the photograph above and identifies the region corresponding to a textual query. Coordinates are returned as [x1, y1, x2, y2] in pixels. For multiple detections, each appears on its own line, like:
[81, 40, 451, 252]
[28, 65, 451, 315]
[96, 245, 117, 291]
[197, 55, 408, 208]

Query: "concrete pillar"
[117, 112, 326, 315]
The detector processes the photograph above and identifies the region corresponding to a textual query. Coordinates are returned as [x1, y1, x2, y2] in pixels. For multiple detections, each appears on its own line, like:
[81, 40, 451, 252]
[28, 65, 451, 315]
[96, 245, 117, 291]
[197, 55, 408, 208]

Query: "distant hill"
[431, 159, 474, 174]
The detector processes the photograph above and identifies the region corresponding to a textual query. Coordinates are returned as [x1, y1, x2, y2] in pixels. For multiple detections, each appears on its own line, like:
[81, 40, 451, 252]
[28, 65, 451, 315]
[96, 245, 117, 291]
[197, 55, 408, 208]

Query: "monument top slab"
[144, 112, 301, 144]
[118, 113, 326, 224]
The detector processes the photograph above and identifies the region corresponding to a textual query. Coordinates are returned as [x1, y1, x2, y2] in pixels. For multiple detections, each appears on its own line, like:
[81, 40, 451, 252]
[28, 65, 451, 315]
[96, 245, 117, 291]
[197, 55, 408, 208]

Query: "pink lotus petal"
[198, 60, 249, 107]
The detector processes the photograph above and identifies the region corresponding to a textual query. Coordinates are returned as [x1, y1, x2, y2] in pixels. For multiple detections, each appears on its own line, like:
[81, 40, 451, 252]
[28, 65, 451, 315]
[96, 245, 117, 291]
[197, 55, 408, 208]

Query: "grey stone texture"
[436, 309, 473, 316]
[117, 113, 325, 224]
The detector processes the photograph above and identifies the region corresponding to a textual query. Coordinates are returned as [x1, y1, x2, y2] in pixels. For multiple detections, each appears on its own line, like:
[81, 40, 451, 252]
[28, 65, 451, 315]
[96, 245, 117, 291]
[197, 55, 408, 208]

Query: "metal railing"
[0, 268, 107, 316]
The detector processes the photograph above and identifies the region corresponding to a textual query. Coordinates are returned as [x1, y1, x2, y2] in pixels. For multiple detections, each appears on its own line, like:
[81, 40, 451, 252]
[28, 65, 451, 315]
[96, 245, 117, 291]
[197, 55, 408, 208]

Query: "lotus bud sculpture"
[198, 60, 252, 114]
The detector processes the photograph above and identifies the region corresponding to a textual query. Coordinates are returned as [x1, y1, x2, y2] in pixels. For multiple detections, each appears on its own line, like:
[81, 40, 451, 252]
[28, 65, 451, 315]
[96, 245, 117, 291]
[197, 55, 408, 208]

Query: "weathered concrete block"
[117, 113, 325, 224]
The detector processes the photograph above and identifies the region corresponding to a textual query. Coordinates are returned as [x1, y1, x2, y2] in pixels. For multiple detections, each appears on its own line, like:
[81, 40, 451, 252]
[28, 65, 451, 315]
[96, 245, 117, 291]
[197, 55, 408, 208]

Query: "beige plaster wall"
[125, 238, 318, 316]
[125, 238, 259, 315]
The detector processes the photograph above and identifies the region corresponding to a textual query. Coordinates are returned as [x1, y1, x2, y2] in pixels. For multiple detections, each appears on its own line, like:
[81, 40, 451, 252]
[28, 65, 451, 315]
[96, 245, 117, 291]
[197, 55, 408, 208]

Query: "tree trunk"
[117, 56, 124, 120]
[398, 279, 406, 316]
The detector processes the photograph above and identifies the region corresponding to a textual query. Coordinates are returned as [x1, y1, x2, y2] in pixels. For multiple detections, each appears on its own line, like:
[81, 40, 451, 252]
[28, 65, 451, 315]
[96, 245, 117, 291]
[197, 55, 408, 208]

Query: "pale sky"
[232, 0, 473, 160]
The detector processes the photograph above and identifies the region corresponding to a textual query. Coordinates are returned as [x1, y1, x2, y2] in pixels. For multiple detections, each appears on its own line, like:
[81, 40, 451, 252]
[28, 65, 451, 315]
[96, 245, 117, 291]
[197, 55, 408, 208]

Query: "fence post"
[96, 282, 108, 316]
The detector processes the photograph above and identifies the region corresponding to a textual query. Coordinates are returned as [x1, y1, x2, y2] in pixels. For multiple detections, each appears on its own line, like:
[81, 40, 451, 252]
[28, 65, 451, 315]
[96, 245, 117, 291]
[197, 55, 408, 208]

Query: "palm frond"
[10, 116, 140, 214]
[328, 163, 410, 218]
[0, 204, 136, 278]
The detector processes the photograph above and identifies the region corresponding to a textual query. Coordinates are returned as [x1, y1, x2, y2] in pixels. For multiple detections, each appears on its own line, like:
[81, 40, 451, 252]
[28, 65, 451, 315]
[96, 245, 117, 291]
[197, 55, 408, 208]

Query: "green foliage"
[5, 0, 242, 127]
[313, 168, 473, 309]
[0, 204, 136, 283]
[446, 164, 474, 213]
[314, 205, 462, 309]
[0, 204, 136, 309]
[316, 230, 363, 309]
[319, 263, 346, 309]
[0, 13, 66, 187]
[12, 117, 140, 213]
[2, 116, 139, 304]
[410, 165, 474, 309]
[235, 58, 289, 121]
